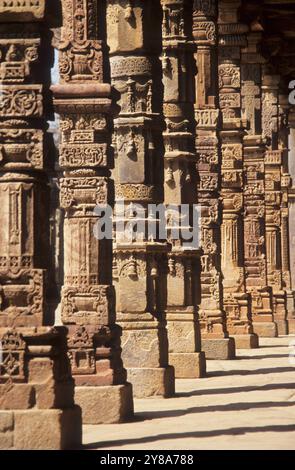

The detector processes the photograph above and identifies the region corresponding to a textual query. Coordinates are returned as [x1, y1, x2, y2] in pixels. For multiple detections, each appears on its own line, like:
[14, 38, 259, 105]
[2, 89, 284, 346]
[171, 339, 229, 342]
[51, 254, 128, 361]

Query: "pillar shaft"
[51, 0, 134, 423]
[161, 0, 206, 377]
[108, 0, 175, 398]
[218, 0, 258, 349]
[0, 1, 82, 449]
[261, 72, 286, 336]
[193, 0, 235, 359]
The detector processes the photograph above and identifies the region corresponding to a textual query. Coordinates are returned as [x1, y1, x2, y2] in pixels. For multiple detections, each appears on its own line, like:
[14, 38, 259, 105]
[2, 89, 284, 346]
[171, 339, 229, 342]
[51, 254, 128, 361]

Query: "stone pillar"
[51, 0, 134, 424]
[287, 110, 295, 333]
[278, 95, 293, 334]
[262, 72, 286, 336]
[107, 0, 175, 397]
[0, 1, 82, 449]
[218, 0, 258, 349]
[238, 30, 276, 338]
[193, 0, 235, 359]
[160, 0, 206, 378]
[241, 29, 274, 342]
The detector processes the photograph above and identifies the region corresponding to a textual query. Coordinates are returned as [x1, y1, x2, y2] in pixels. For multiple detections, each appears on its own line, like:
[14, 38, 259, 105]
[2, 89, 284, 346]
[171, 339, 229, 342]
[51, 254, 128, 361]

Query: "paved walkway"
[83, 336, 295, 450]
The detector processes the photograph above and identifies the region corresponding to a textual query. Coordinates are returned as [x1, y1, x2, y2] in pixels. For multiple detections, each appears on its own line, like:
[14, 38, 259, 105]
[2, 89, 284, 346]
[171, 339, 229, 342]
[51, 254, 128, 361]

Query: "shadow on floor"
[176, 382, 295, 398]
[236, 354, 289, 360]
[84, 424, 295, 449]
[130, 400, 295, 422]
[207, 366, 295, 377]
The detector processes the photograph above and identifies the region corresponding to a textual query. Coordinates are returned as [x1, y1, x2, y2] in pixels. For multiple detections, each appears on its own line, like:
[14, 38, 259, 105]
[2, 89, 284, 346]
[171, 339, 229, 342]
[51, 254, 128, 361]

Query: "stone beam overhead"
[0, 0, 45, 21]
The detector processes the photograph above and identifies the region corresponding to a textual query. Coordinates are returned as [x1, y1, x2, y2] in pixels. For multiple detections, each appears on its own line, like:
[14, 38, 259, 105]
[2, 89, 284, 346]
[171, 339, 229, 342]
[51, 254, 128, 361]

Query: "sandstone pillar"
[278, 95, 293, 334]
[241, 29, 275, 343]
[218, 0, 258, 349]
[161, 0, 206, 377]
[287, 110, 295, 333]
[261, 71, 286, 336]
[51, 0, 134, 423]
[0, 1, 82, 449]
[193, 0, 235, 359]
[107, 0, 175, 397]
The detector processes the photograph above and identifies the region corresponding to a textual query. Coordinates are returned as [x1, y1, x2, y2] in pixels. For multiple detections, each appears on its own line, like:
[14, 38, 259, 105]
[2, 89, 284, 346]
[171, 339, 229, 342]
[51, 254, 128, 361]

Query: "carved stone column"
[0, 1, 82, 449]
[160, 0, 206, 378]
[278, 95, 293, 334]
[287, 109, 295, 333]
[193, 0, 235, 359]
[107, 0, 175, 397]
[241, 29, 272, 344]
[51, 0, 134, 423]
[218, 0, 258, 349]
[262, 71, 286, 336]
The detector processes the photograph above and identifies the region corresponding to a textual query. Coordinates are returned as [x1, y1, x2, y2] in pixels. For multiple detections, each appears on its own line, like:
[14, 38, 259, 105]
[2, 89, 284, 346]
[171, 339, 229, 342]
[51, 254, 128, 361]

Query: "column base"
[287, 319, 295, 334]
[252, 321, 278, 337]
[75, 383, 134, 424]
[127, 366, 175, 398]
[275, 319, 288, 335]
[231, 333, 259, 349]
[201, 337, 236, 360]
[169, 352, 206, 378]
[0, 407, 82, 450]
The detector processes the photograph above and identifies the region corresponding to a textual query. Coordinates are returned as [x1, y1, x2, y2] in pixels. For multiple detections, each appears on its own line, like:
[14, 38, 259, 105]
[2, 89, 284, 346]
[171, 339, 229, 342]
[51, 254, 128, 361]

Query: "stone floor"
[83, 336, 295, 450]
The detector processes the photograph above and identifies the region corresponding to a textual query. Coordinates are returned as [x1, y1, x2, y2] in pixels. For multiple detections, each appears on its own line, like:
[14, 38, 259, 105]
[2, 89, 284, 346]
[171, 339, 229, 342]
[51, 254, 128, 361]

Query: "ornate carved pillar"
[262, 70, 286, 336]
[51, 0, 134, 423]
[161, 0, 206, 378]
[0, 1, 82, 449]
[218, 0, 258, 349]
[107, 0, 175, 397]
[287, 109, 295, 333]
[240, 30, 276, 338]
[193, 0, 235, 359]
[278, 95, 293, 333]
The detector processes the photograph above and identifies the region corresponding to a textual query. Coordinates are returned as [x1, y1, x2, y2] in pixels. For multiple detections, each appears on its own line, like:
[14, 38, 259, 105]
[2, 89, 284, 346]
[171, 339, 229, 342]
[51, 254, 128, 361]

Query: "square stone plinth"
[202, 337, 236, 360]
[127, 366, 175, 398]
[169, 352, 206, 378]
[75, 383, 134, 424]
[252, 321, 278, 338]
[0, 407, 82, 450]
[287, 319, 295, 334]
[231, 333, 259, 349]
[275, 320, 288, 335]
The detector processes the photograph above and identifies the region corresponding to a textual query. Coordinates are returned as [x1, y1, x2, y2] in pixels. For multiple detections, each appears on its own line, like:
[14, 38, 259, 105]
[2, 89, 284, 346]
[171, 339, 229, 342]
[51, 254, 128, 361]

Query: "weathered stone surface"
[202, 338, 236, 360]
[1, 0, 295, 447]
[127, 366, 175, 398]
[0, 383, 34, 410]
[169, 352, 206, 379]
[252, 322, 278, 338]
[14, 408, 82, 450]
[0, 0, 45, 22]
[231, 334, 259, 350]
[0, 411, 13, 449]
[75, 383, 134, 425]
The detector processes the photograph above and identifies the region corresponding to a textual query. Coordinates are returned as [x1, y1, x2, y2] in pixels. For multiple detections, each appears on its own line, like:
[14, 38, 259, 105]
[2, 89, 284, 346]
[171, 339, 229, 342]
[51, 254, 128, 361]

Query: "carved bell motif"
[165, 165, 174, 184]
[162, 55, 170, 74]
[128, 257, 137, 278]
[126, 135, 136, 158]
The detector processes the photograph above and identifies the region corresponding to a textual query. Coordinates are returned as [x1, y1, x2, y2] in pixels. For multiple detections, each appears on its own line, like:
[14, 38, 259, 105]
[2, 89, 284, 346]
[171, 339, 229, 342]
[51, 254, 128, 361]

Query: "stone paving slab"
[83, 336, 295, 450]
